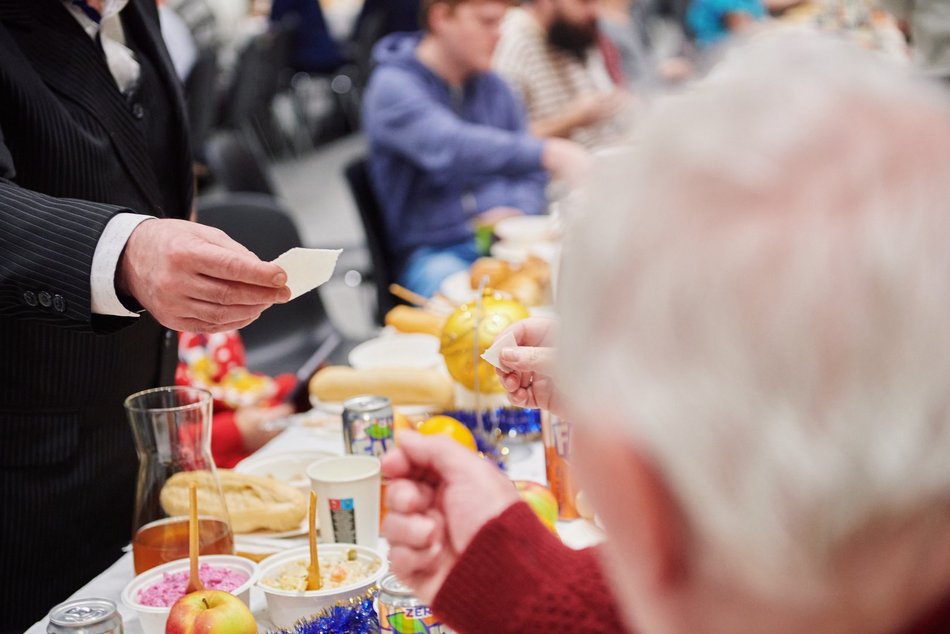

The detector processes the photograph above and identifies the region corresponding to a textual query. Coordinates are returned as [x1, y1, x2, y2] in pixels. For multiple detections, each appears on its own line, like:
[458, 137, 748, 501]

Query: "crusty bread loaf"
[160, 470, 307, 534]
[309, 366, 455, 409]
[384, 305, 446, 337]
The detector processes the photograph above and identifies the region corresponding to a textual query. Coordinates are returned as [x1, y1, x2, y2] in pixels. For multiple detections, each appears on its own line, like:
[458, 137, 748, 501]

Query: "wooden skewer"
[306, 490, 322, 590]
[388, 283, 430, 308]
[185, 482, 206, 593]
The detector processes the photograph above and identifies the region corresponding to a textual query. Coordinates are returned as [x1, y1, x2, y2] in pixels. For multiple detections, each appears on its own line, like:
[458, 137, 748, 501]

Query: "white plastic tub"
[120, 555, 257, 634]
[256, 543, 387, 628]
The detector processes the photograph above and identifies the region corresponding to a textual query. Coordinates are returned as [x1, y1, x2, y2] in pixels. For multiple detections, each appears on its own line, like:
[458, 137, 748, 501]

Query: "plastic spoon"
[306, 490, 322, 590]
[185, 482, 206, 594]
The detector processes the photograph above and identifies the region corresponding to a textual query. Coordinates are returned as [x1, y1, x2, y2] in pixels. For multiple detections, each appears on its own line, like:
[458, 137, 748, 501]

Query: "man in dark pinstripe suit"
[0, 0, 292, 628]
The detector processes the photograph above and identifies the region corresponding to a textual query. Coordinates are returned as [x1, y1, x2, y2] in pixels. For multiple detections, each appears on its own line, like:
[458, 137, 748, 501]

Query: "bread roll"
[497, 273, 544, 307]
[519, 255, 551, 287]
[384, 305, 446, 337]
[160, 470, 307, 534]
[309, 366, 455, 409]
[469, 257, 511, 290]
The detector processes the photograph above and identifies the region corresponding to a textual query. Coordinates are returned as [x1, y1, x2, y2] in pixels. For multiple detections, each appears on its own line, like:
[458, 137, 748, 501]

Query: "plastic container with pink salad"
[136, 562, 249, 606]
[121, 555, 258, 634]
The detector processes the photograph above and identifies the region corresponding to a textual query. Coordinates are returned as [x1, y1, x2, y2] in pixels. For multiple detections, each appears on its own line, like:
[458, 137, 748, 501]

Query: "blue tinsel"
[273, 594, 380, 634]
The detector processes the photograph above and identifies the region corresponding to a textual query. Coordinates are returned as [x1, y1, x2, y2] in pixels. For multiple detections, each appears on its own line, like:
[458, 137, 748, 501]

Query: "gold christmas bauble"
[440, 289, 530, 393]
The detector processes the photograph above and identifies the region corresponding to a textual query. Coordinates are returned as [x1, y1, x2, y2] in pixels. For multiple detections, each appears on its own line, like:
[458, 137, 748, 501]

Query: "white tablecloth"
[27, 418, 598, 632]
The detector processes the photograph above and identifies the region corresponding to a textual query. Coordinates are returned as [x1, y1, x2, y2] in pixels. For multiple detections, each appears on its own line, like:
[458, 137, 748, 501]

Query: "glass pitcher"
[125, 386, 234, 574]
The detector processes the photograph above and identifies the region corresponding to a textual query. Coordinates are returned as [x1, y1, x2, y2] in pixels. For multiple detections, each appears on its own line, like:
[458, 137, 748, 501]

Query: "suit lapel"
[11, 0, 165, 211]
[121, 0, 193, 216]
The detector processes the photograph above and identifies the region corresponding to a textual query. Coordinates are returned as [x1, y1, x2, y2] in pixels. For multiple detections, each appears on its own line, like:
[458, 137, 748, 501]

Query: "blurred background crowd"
[163, 0, 941, 353]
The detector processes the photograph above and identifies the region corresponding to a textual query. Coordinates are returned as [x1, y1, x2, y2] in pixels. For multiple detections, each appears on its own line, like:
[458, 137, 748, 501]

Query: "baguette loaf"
[309, 365, 455, 409]
[160, 469, 307, 534]
[384, 305, 446, 337]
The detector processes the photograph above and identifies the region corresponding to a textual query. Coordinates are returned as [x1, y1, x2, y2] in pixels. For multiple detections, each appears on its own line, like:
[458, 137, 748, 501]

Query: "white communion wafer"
[271, 247, 342, 300]
[481, 330, 518, 372]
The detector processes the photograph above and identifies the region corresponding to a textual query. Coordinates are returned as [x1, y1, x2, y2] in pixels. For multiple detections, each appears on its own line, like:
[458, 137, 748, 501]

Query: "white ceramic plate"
[348, 333, 442, 370]
[239, 517, 309, 539]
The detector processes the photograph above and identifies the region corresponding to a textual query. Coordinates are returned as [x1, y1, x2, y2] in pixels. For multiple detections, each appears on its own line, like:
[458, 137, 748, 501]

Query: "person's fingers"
[509, 386, 531, 408]
[188, 242, 288, 288]
[174, 315, 262, 334]
[395, 431, 483, 484]
[500, 346, 554, 373]
[385, 479, 435, 514]
[499, 371, 520, 392]
[518, 370, 534, 390]
[187, 275, 291, 306]
[382, 512, 439, 550]
[387, 544, 442, 580]
[183, 299, 269, 326]
[381, 448, 412, 479]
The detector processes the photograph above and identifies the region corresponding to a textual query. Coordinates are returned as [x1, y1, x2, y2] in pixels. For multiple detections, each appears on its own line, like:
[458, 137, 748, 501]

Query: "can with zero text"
[47, 599, 123, 634]
[342, 395, 394, 457]
[378, 573, 453, 634]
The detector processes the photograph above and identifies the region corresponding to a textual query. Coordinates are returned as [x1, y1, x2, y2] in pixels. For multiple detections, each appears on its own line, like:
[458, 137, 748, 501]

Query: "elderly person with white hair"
[381, 33, 950, 634]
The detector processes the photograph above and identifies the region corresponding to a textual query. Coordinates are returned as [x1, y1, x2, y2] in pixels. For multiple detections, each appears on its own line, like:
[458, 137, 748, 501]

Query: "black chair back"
[204, 130, 276, 196]
[196, 193, 341, 377]
[344, 157, 399, 324]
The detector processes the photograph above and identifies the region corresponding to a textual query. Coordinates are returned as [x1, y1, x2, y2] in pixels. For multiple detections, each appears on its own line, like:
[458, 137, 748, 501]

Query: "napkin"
[481, 330, 518, 372]
[272, 248, 342, 300]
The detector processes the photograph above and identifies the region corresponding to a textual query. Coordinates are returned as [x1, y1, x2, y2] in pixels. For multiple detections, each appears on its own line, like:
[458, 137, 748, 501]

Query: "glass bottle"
[125, 386, 234, 574]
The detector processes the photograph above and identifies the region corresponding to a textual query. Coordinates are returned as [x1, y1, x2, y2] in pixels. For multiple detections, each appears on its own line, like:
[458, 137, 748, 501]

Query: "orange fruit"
[417, 415, 477, 452]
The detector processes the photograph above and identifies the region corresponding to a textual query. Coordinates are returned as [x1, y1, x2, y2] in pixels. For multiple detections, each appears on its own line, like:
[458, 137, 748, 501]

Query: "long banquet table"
[27, 412, 603, 632]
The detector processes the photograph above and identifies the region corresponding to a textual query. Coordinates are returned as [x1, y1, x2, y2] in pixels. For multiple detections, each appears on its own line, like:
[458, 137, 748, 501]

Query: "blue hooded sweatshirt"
[362, 33, 548, 267]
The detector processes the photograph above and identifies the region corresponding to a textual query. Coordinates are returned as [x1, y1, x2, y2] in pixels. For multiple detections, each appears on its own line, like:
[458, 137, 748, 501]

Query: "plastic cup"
[307, 456, 381, 548]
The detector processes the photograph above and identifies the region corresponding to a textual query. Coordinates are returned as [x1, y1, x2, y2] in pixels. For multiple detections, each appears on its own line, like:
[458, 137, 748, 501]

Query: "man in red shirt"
[381, 34, 950, 634]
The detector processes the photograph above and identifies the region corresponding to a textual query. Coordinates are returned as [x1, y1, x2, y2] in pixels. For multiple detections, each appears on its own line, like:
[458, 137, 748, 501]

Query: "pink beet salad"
[136, 563, 248, 607]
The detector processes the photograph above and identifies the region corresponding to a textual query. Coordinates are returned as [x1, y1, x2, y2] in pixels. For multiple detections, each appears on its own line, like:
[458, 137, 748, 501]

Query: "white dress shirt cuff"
[90, 213, 154, 317]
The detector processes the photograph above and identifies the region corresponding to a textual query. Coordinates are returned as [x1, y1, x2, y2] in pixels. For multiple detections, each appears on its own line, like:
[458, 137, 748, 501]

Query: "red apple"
[166, 590, 256, 634]
[514, 480, 559, 532]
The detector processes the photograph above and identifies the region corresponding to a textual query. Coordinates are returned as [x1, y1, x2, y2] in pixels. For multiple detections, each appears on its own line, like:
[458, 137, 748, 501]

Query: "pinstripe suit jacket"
[0, 1, 192, 628]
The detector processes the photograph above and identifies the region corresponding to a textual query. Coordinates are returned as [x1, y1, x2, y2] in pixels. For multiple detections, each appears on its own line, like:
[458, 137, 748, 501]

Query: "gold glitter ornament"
[440, 288, 529, 393]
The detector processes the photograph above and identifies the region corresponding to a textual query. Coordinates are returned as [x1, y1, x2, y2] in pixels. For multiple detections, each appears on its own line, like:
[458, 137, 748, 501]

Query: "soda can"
[47, 599, 123, 634]
[342, 395, 394, 457]
[378, 573, 453, 634]
[542, 413, 579, 519]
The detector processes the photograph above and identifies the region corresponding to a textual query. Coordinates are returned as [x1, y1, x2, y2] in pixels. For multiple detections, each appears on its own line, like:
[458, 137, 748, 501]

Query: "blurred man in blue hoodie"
[363, 0, 588, 298]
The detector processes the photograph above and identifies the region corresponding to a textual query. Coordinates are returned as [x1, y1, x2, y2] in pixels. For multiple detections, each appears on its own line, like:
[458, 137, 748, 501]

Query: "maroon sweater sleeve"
[432, 501, 628, 633]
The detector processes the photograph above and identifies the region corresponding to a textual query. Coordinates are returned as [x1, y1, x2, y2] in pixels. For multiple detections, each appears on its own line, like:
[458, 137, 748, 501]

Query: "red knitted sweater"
[432, 502, 626, 633]
[432, 502, 950, 634]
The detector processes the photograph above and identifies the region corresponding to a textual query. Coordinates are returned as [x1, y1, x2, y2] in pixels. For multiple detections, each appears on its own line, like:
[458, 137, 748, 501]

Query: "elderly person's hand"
[117, 219, 291, 333]
[381, 431, 520, 604]
[494, 316, 563, 417]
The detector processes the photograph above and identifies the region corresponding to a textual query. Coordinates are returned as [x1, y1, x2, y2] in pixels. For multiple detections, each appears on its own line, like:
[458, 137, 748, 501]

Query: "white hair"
[558, 33, 950, 600]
